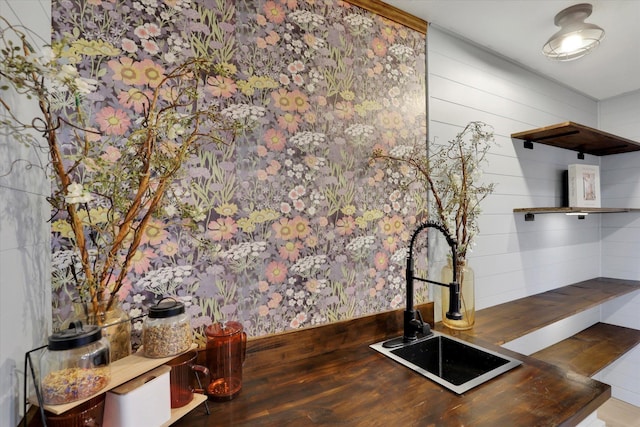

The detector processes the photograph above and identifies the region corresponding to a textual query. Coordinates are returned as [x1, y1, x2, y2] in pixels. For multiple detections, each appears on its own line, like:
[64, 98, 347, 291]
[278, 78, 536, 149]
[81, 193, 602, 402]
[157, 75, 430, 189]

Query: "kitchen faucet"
[383, 221, 462, 348]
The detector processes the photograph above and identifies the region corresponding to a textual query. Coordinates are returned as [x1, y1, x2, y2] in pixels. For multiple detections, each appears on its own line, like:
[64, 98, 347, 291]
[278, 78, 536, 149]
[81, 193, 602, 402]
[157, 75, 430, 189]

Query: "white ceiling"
[384, 0, 640, 101]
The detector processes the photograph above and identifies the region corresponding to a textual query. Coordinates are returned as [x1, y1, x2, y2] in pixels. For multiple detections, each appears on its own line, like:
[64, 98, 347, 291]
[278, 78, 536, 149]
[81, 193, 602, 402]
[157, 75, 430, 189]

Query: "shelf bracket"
[577, 152, 585, 159]
[524, 140, 534, 150]
[524, 212, 588, 220]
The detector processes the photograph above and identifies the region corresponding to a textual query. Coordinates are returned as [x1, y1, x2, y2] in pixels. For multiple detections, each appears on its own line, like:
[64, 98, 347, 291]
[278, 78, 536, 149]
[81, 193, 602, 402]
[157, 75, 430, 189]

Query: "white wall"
[0, 1, 52, 425]
[593, 90, 640, 406]
[427, 26, 603, 313]
[596, 289, 640, 406]
[427, 26, 640, 407]
[600, 90, 640, 279]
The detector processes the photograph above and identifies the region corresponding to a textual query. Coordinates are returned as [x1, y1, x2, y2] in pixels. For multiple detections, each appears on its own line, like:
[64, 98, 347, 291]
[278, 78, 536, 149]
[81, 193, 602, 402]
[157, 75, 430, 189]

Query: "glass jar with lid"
[143, 298, 192, 358]
[39, 322, 111, 405]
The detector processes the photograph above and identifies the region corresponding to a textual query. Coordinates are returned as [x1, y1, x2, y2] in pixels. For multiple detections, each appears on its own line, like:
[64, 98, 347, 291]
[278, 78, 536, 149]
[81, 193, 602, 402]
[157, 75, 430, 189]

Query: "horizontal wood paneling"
[600, 90, 640, 296]
[599, 90, 640, 141]
[428, 33, 597, 131]
[582, 91, 640, 405]
[427, 27, 601, 314]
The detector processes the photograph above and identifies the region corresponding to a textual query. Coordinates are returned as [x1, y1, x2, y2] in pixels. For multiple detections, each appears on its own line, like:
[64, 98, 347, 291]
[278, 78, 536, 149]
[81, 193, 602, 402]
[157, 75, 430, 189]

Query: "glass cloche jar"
[143, 298, 192, 358]
[39, 322, 111, 405]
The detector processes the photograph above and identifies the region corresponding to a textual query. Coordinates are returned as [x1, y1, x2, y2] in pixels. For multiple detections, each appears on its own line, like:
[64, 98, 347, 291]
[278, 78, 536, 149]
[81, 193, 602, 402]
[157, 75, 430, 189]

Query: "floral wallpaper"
[51, 0, 427, 345]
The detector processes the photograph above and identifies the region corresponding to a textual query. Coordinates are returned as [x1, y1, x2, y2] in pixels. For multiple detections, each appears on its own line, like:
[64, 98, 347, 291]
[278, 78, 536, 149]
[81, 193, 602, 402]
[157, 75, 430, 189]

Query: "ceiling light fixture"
[542, 3, 605, 61]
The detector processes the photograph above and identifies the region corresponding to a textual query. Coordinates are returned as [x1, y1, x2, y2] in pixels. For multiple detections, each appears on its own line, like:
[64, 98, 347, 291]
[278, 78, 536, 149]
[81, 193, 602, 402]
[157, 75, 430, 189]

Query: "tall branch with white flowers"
[0, 17, 239, 315]
[372, 121, 496, 260]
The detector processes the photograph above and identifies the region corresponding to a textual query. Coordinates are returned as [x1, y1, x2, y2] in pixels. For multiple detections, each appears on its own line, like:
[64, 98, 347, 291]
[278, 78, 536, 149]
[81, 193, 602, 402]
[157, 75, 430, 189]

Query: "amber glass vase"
[73, 297, 132, 362]
[441, 259, 475, 330]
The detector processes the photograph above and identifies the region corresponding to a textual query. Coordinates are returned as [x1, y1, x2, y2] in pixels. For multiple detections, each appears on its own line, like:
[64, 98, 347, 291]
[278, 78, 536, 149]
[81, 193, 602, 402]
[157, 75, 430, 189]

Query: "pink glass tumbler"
[205, 321, 246, 401]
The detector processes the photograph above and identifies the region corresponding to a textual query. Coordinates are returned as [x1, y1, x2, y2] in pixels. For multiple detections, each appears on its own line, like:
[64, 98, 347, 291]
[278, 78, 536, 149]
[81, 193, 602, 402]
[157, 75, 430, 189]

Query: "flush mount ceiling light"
[542, 3, 605, 61]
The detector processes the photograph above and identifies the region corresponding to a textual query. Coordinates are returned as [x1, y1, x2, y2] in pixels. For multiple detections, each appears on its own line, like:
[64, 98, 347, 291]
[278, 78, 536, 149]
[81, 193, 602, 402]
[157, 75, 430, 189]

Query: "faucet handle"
[415, 309, 432, 336]
[420, 321, 432, 336]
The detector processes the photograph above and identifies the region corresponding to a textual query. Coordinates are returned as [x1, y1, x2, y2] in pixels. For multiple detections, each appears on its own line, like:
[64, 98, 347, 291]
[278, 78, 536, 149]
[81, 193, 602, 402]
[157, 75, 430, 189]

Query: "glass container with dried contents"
[39, 322, 111, 405]
[143, 298, 192, 358]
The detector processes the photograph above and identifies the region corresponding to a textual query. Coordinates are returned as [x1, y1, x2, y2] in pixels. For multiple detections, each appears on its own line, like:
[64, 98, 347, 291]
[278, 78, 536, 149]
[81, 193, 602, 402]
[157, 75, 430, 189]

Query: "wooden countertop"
[185, 344, 607, 427]
[444, 277, 640, 345]
[175, 277, 640, 427]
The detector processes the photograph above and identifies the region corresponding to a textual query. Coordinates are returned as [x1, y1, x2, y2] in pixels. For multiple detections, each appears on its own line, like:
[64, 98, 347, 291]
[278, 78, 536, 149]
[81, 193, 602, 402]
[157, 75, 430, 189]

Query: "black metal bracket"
[523, 212, 587, 221]
[523, 140, 534, 149]
[23, 345, 47, 427]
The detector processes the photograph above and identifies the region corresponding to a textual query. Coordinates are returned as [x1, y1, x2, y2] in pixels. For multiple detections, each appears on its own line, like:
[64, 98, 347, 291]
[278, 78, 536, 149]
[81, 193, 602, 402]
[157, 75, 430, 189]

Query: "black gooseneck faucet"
[383, 221, 463, 348]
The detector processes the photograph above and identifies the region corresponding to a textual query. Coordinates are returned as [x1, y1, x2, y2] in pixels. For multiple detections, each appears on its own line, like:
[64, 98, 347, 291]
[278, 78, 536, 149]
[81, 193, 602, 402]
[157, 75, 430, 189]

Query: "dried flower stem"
[1, 18, 239, 314]
[372, 121, 496, 259]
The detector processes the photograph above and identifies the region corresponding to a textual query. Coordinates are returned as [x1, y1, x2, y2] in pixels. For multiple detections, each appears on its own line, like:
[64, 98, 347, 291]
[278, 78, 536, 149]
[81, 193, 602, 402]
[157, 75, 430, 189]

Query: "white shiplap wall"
[0, 1, 52, 425]
[427, 26, 602, 313]
[428, 26, 640, 407]
[594, 90, 640, 406]
[600, 91, 640, 279]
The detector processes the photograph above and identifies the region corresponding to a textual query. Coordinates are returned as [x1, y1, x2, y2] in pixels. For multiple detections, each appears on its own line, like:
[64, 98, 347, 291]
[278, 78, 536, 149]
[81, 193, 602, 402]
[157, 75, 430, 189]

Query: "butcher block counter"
[176, 278, 640, 427]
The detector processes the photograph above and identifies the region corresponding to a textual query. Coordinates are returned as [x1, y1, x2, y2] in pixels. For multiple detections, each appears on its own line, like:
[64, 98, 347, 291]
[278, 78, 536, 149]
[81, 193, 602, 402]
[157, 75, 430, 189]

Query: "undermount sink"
[370, 331, 522, 394]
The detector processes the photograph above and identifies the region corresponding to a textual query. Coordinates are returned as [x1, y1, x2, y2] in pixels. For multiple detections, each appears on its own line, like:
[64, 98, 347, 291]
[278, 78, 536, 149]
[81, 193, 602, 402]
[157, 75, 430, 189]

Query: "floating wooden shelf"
[531, 323, 640, 378]
[513, 207, 640, 220]
[513, 207, 640, 214]
[511, 122, 640, 156]
[457, 277, 640, 346]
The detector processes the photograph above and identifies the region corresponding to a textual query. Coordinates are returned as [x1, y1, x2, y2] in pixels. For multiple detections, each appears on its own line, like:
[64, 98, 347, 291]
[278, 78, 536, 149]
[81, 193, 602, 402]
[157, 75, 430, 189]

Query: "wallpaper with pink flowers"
[51, 0, 427, 346]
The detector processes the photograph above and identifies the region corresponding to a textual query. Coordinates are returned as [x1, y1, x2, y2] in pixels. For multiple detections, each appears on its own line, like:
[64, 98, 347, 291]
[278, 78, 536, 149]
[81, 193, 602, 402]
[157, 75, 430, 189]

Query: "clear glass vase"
[73, 297, 132, 362]
[441, 259, 475, 330]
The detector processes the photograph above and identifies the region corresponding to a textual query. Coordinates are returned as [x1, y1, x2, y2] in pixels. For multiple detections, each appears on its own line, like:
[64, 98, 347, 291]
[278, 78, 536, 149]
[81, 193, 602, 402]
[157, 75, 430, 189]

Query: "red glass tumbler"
[166, 350, 209, 408]
[205, 321, 246, 401]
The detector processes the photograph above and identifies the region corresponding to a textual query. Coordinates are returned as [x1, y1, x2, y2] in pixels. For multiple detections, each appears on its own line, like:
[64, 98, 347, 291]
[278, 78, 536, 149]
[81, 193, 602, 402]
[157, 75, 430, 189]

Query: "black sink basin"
[370, 331, 522, 394]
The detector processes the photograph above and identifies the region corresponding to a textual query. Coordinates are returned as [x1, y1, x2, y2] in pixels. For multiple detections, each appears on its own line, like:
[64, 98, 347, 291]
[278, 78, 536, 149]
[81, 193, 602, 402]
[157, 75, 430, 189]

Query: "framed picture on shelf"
[568, 164, 601, 208]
